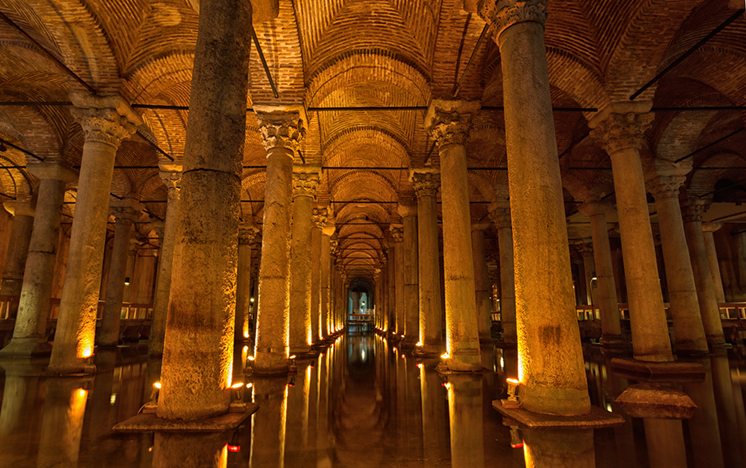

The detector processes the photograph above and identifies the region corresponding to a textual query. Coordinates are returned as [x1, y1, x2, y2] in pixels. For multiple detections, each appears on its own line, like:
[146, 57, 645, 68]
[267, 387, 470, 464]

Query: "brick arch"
[329, 171, 398, 204]
[689, 151, 746, 197]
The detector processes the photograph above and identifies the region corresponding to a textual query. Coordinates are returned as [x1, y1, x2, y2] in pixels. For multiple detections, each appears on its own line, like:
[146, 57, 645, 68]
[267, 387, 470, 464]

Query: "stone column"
[489, 204, 517, 345]
[389, 225, 405, 337]
[97, 199, 140, 347]
[579, 202, 623, 345]
[319, 223, 334, 339]
[646, 173, 708, 354]
[479, 0, 589, 413]
[310, 207, 327, 343]
[702, 223, 726, 304]
[155, 0, 251, 420]
[386, 246, 396, 335]
[578, 243, 595, 306]
[398, 202, 419, 345]
[0, 198, 35, 297]
[289, 168, 320, 355]
[0, 161, 74, 356]
[49, 94, 140, 374]
[253, 108, 305, 374]
[148, 165, 181, 356]
[589, 103, 673, 363]
[683, 198, 726, 348]
[235, 223, 259, 342]
[411, 169, 443, 354]
[425, 100, 481, 372]
[471, 223, 492, 342]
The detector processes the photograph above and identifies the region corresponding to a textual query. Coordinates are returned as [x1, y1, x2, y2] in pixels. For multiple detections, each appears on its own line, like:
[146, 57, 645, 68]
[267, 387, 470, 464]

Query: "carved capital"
[411, 169, 440, 199]
[589, 103, 654, 155]
[313, 207, 328, 229]
[390, 225, 404, 243]
[256, 109, 305, 155]
[238, 224, 260, 245]
[425, 100, 479, 149]
[683, 198, 707, 223]
[292, 168, 320, 198]
[478, 0, 547, 42]
[647, 174, 686, 201]
[572, 240, 594, 257]
[329, 237, 339, 255]
[70, 93, 141, 148]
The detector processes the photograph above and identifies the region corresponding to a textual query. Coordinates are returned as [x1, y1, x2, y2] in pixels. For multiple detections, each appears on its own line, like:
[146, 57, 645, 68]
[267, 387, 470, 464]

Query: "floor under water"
[0, 333, 745, 467]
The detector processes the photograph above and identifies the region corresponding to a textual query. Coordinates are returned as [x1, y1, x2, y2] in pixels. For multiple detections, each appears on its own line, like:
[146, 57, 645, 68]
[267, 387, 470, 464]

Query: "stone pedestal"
[411, 170, 443, 354]
[288, 168, 320, 355]
[148, 166, 181, 356]
[155, 0, 251, 420]
[472, 223, 493, 342]
[647, 172, 708, 354]
[489, 205, 517, 345]
[589, 102, 673, 363]
[480, 0, 589, 414]
[0, 198, 35, 297]
[0, 161, 74, 357]
[235, 224, 258, 342]
[49, 93, 140, 374]
[253, 107, 305, 374]
[398, 203, 419, 345]
[425, 100, 481, 372]
[702, 223, 726, 304]
[97, 199, 140, 347]
[579, 202, 623, 346]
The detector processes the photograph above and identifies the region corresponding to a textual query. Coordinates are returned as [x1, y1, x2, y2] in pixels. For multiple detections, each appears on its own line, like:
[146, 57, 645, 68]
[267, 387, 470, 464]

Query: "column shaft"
[471, 225, 492, 342]
[0, 201, 34, 297]
[703, 224, 726, 303]
[390, 227, 405, 336]
[319, 231, 332, 339]
[400, 211, 419, 343]
[492, 209, 516, 344]
[235, 226, 257, 342]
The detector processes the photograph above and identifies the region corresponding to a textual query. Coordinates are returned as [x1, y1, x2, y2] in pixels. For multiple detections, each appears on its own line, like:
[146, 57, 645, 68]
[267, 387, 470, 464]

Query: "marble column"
[578, 243, 595, 306]
[253, 108, 305, 374]
[589, 103, 673, 363]
[390, 225, 405, 337]
[310, 207, 327, 343]
[49, 94, 140, 374]
[647, 172, 708, 353]
[702, 223, 726, 304]
[579, 202, 623, 344]
[148, 165, 181, 356]
[489, 204, 517, 345]
[289, 168, 320, 355]
[471, 223, 492, 342]
[319, 223, 334, 339]
[480, 0, 589, 413]
[0, 198, 35, 297]
[398, 202, 419, 345]
[0, 161, 74, 357]
[425, 100, 481, 372]
[683, 198, 726, 348]
[97, 199, 140, 347]
[156, 0, 251, 420]
[411, 169, 443, 353]
[235, 223, 259, 342]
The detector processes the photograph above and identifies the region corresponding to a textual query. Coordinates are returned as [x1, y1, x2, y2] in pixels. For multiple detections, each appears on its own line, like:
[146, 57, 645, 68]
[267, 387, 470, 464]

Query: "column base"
[47, 361, 97, 375]
[615, 384, 697, 419]
[706, 335, 728, 350]
[289, 347, 318, 360]
[610, 357, 705, 382]
[398, 336, 418, 349]
[493, 400, 625, 429]
[436, 358, 484, 374]
[414, 342, 442, 357]
[113, 402, 259, 433]
[0, 337, 52, 358]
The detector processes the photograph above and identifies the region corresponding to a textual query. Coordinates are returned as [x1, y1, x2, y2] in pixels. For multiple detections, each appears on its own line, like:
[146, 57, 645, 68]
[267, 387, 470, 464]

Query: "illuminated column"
[702, 223, 726, 303]
[156, 0, 251, 419]
[411, 169, 443, 353]
[49, 94, 140, 374]
[489, 204, 517, 345]
[522, 429, 596, 468]
[289, 168, 320, 355]
[425, 101, 481, 372]
[577, 242, 595, 306]
[310, 207, 327, 342]
[97, 199, 140, 347]
[0, 161, 73, 356]
[0, 198, 34, 297]
[235, 223, 259, 342]
[589, 103, 673, 362]
[319, 223, 334, 339]
[390, 225, 405, 336]
[148, 165, 181, 356]
[398, 202, 419, 344]
[386, 246, 396, 335]
[153, 434, 228, 468]
[683, 198, 726, 348]
[471, 223, 493, 342]
[37, 379, 89, 467]
[446, 375, 485, 467]
[647, 172, 708, 353]
[578, 202, 623, 345]
[254, 107, 305, 374]
[480, 0, 589, 412]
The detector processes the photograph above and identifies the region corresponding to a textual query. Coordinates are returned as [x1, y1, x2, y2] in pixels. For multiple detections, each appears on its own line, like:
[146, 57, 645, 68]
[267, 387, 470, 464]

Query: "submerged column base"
[0, 337, 52, 357]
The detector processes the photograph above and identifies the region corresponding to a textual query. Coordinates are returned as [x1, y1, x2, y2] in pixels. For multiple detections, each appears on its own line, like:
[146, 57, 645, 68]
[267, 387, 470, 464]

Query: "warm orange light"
[416, 341, 423, 347]
[247, 355, 255, 361]
[231, 382, 245, 389]
[153, 381, 162, 390]
[506, 377, 520, 385]
[440, 352, 450, 360]
[417, 363, 423, 369]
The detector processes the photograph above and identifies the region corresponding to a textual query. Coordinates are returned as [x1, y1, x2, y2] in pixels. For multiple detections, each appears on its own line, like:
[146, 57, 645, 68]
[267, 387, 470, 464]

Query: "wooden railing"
[348, 313, 374, 323]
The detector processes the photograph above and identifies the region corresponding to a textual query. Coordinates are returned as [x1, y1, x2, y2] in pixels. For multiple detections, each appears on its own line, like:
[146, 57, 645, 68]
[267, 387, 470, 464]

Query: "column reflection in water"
[710, 352, 745, 466]
[419, 361, 449, 465]
[446, 374, 485, 468]
[36, 378, 90, 467]
[315, 349, 333, 466]
[0, 364, 42, 460]
[284, 362, 312, 465]
[522, 428, 595, 468]
[153, 433, 228, 468]
[684, 358, 725, 468]
[250, 377, 288, 468]
[643, 418, 687, 468]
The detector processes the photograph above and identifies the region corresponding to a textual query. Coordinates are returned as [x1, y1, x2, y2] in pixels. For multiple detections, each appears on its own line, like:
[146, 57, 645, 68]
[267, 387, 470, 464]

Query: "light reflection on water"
[0, 336, 744, 467]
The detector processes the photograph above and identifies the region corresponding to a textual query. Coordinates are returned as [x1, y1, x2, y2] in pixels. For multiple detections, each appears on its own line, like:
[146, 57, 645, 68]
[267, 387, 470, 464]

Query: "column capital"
[389, 224, 404, 242]
[70, 93, 141, 148]
[410, 169, 440, 199]
[588, 102, 654, 155]
[255, 106, 306, 156]
[424, 100, 480, 148]
[647, 174, 686, 200]
[292, 166, 321, 198]
[682, 197, 707, 223]
[159, 163, 183, 192]
[571, 239, 594, 257]
[110, 198, 141, 224]
[3, 197, 34, 217]
[329, 237, 339, 254]
[702, 222, 722, 233]
[26, 159, 77, 184]
[238, 223, 260, 245]
[478, 0, 547, 42]
[488, 203, 511, 229]
[313, 206, 328, 229]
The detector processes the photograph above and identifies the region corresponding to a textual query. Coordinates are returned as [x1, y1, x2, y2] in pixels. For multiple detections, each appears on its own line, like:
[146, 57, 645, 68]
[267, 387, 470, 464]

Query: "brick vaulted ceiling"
[0, 0, 745, 278]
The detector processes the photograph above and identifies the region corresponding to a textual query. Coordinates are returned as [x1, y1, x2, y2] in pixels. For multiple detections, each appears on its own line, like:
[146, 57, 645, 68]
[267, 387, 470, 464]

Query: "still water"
[0, 333, 744, 467]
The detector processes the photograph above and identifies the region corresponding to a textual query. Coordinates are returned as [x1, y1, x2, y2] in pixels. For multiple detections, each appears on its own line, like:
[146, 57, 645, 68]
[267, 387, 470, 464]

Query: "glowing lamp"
[80, 347, 93, 358]
[416, 363, 423, 369]
[231, 382, 245, 402]
[443, 382, 452, 390]
[227, 445, 241, 453]
[247, 355, 255, 361]
[243, 330, 250, 338]
[249, 297, 255, 304]
[416, 341, 423, 347]
[153, 381, 162, 390]
[124, 277, 131, 286]
[150, 381, 162, 403]
[509, 426, 524, 448]
[440, 352, 450, 360]
[503, 377, 522, 409]
[289, 355, 296, 360]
